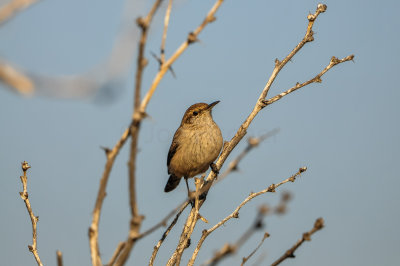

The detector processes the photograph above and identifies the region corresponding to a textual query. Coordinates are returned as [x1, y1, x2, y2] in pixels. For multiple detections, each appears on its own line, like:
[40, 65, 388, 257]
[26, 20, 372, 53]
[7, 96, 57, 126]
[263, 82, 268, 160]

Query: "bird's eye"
[192, 111, 199, 116]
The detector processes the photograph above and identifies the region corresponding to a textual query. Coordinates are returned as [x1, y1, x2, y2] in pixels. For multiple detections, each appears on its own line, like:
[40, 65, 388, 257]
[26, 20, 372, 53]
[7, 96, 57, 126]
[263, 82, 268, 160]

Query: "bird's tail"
[164, 175, 181, 192]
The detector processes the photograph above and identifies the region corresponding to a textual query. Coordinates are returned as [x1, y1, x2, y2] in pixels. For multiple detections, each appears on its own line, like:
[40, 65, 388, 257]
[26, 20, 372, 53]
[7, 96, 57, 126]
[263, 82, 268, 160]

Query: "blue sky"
[1, 0, 399, 265]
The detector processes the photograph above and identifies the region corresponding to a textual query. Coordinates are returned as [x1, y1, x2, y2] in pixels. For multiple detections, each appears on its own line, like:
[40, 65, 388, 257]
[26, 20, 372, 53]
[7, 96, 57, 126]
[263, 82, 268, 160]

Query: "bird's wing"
[167, 129, 181, 170]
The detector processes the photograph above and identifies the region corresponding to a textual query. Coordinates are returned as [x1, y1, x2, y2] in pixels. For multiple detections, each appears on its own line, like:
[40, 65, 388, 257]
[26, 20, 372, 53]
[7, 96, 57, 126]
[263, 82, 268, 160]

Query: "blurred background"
[1, 0, 399, 265]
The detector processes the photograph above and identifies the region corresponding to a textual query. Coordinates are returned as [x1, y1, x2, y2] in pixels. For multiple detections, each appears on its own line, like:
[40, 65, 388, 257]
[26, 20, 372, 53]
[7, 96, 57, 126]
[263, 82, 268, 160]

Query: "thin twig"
[56, 250, 63, 266]
[138, 0, 223, 115]
[261, 55, 355, 108]
[203, 192, 291, 266]
[188, 167, 307, 266]
[149, 201, 190, 266]
[0, 0, 38, 25]
[241, 232, 270, 266]
[89, 127, 131, 266]
[19, 161, 43, 266]
[202, 205, 268, 266]
[161, 0, 173, 64]
[169, 4, 353, 263]
[270, 218, 325, 266]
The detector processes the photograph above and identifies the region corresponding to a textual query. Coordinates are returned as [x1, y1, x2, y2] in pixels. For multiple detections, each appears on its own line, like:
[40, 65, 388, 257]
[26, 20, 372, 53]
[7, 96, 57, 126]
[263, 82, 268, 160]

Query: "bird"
[165, 101, 223, 194]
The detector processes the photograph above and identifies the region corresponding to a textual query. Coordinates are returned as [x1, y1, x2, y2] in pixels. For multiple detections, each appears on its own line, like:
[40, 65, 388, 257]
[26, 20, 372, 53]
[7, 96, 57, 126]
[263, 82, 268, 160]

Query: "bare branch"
[56, 250, 63, 266]
[261, 55, 355, 107]
[0, 0, 38, 25]
[149, 201, 190, 266]
[241, 232, 270, 266]
[0, 62, 34, 95]
[270, 218, 325, 266]
[118, 0, 164, 265]
[168, 4, 351, 263]
[189, 167, 307, 266]
[138, 0, 223, 114]
[202, 205, 268, 266]
[161, 0, 173, 64]
[203, 192, 291, 266]
[89, 127, 131, 266]
[18, 161, 43, 266]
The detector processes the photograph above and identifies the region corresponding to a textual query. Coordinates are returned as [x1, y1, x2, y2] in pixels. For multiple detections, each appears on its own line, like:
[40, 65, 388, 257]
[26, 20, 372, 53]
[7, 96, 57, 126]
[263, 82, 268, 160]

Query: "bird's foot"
[210, 163, 219, 175]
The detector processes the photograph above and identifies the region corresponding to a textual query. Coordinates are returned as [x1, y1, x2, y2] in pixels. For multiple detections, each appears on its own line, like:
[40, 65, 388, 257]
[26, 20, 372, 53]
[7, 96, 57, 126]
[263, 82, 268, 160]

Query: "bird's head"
[181, 101, 220, 126]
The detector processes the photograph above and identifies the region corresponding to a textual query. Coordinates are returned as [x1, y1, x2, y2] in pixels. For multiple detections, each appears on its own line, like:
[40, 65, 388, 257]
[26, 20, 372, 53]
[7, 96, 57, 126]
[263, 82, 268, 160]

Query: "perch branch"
[188, 167, 307, 266]
[168, 4, 352, 264]
[241, 232, 270, 266]
[270, 217, 325, 266]
[19, 161, 43, 266]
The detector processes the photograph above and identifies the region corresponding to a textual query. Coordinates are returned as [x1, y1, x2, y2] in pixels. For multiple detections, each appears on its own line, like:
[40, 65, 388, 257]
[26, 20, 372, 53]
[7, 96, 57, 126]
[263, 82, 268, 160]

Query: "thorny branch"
[19, 161, 43, 266]
[188, 167, 307, 266]
[270, 218, 325, 266]
[168, 4, 353, 264]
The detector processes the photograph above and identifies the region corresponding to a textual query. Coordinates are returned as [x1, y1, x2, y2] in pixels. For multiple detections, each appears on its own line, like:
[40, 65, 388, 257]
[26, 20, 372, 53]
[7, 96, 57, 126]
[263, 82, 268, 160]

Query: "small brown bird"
[165, 101, 223, 193]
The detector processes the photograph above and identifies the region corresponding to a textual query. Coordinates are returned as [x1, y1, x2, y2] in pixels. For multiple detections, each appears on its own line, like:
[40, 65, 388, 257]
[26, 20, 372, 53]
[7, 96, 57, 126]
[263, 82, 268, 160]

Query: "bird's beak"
[207, 101, 220, 110]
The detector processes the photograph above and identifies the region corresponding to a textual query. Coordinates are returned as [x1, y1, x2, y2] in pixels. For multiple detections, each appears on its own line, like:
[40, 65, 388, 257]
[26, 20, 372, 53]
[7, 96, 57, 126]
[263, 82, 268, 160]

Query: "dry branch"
[0, 0, 38, 25]
[149, 201, 190, 265]
[18, 161, 43, 266]
[203, 192, 291, 266]
[118, 1, 164, 265]
[168, 4, 353, 264]
[89, 128, 131, 266]
[270, 218, 325, 266]
[161, 0, 173, 64]
[90, 0, 225, 264]
[0, 63, 34, 95]
[241, 232, 270, 266]
[188, 167, 307, 266]
[56, 250, 63, 266]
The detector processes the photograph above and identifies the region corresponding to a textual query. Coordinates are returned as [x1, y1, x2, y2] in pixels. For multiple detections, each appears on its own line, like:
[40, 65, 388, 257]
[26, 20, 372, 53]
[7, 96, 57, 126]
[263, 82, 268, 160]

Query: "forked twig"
[189, 167, 307, 265]
[19, 161, 43, 266]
